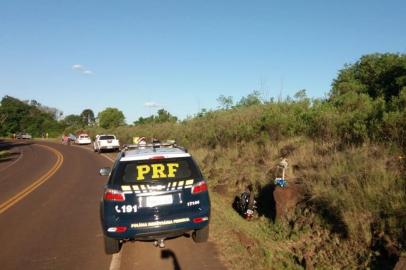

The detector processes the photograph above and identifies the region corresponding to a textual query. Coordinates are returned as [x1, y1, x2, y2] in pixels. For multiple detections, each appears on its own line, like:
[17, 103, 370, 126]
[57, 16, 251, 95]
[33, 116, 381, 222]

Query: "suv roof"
[120, 146, 190, 161]
[96, 134, 116, 137]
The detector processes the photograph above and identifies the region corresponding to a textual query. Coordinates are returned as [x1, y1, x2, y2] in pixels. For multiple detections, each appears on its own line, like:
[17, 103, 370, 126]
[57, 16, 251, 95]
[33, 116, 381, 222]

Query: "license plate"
[146, 195, 173, 207]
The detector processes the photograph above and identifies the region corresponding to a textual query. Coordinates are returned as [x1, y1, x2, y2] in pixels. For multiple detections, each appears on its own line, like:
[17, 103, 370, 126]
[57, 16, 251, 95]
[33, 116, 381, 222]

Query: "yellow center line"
[0, 144, 64, 215]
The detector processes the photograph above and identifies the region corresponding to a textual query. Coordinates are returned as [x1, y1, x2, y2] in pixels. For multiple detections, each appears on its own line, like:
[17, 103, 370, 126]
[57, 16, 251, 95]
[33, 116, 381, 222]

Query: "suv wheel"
[192, 225, 209, 243]
[104, 236, 121, 254]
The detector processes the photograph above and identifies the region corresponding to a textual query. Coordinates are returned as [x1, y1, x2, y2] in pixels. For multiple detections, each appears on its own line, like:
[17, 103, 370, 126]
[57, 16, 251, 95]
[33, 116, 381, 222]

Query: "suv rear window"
[112, 157, 201, 184]
[100, 135, 115, 140]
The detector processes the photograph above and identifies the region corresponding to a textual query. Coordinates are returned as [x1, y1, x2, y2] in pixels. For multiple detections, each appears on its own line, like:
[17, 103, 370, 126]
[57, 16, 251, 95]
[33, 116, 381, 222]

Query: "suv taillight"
[191, 181, 208, 194]
[104, 188, 125, 201]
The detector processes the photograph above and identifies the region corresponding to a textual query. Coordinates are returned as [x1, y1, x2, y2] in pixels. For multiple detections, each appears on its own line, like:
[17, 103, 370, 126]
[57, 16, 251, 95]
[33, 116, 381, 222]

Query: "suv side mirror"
[99, 167, 111, 176]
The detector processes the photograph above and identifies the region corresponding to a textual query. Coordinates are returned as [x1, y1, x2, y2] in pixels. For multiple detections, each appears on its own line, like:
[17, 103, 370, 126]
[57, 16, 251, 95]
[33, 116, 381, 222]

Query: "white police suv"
[99, 143, 210, 254]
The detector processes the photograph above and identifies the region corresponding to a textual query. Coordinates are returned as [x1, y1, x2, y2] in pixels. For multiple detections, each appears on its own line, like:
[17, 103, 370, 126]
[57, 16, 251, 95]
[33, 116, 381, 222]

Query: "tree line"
[107, 53, 406, 150]
[0, 96, 178, 137]
[1, 53, 405, 145]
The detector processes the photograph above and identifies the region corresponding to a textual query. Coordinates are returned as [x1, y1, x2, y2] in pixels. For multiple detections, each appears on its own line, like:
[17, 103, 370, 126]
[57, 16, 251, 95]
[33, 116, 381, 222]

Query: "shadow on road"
[0, 140, 31, 163]
[0, 139, 32, 151]
[0, 152, 20, 163]
[161, 249, 181, 270]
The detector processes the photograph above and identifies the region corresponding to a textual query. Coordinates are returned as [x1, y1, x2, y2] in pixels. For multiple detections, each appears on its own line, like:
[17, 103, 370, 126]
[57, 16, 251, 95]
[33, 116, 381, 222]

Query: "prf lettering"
[136, 163, 179, 180]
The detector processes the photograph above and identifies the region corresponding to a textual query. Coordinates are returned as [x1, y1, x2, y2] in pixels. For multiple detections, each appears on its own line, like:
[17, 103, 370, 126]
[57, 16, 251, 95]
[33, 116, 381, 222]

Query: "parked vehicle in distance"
[22, 133, 32, 139]
[68, 133, 77, 142]
[75, 133, 91, 145]
[93, 134, 120, 153]
[99, 142, 210, 254]
[16, 133, 32, 139]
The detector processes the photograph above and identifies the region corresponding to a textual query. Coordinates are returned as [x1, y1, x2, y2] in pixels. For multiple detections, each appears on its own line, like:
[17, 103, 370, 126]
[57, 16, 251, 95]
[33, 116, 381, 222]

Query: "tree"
[155, 109, 177, 123]
[237, 90, 262, 107]
[328, 53, 406, 145]
[216, 95, 234, 109]
[98, 107, 125, 129]
[0, 113, 7, 125]
[133, 109, 177, 125]
[294, 89, 308, 100]
[0, 95, 63, 137]
[0, 96, 29, 134]
[29, 99, 41, 107]
[331, 53, 406, 101]
[80, 109, 95, 126]
[196, 108, 208, 118]
[62, 114, 84, 128]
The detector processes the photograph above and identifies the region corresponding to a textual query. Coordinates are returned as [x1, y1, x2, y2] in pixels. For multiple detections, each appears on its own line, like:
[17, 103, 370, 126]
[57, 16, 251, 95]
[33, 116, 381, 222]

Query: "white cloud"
[72, 64, 84, 70]
[71, 64, 94, 75]
[144, 101, 160, 108]
[82, 70, 94, 75]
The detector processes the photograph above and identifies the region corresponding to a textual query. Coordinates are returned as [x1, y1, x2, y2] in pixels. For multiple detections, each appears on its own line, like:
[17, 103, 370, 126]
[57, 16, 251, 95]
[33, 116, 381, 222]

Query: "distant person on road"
[62, 134, 69, 145]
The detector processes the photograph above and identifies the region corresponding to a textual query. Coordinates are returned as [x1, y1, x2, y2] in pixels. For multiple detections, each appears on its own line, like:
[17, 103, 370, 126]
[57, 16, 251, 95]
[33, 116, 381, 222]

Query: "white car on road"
[75, 134, 92, 145]
[93, 134, 120, 153]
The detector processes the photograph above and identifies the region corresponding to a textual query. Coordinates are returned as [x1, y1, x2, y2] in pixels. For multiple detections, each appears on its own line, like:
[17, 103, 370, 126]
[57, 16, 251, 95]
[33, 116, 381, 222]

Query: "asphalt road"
[0, 140, 226, 270]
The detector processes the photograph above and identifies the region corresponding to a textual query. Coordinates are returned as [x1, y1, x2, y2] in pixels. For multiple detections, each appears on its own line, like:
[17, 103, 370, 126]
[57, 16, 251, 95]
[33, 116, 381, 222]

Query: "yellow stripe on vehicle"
[185, 179, 194, 186]
[121, 185, 131, 191]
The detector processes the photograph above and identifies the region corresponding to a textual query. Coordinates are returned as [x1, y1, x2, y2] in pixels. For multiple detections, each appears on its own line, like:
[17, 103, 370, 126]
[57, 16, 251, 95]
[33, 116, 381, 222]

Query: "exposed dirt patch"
[234, 230, 259, 256]
[279, 144, 296, 157]
[273, 183, 305, 221]
[213, 184, 229, 196]
[394, 256, 406, 270]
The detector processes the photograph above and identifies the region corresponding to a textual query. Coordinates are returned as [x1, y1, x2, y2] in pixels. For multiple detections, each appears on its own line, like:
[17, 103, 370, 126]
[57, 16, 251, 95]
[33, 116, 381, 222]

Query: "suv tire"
[192, 225, 209, 243]
[104, 235, 121, 254]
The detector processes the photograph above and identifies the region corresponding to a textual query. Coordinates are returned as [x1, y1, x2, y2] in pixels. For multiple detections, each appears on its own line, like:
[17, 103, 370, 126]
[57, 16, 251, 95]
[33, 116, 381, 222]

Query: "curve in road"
[0, 144, 63, 214]
[0, 141, 226, 270]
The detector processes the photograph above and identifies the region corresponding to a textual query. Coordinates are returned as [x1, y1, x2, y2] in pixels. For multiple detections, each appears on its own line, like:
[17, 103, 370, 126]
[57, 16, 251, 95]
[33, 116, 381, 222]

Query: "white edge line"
[70, 144, 121, 269]
[109, 252, 122, 270]
[102, 153, 115, 163]
[73, 146, 121, 269]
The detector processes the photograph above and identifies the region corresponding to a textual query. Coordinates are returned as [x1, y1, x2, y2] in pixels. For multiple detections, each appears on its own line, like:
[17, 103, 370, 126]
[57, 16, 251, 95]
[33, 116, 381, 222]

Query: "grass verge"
[0, 150, 11, 160]
[194, 138, 405, 269]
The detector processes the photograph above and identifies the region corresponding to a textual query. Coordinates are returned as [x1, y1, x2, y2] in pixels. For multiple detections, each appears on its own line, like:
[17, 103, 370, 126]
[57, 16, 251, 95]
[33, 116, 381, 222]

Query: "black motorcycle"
[233, 191, 257, 220]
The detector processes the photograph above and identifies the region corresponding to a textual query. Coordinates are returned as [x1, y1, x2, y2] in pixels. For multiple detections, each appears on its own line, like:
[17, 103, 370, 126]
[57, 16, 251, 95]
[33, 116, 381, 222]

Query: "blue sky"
[1, 0, 405, 123]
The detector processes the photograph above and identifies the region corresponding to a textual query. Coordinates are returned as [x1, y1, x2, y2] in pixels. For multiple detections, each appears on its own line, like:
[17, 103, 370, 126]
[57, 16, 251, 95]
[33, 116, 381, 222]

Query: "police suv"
[99, 142, 210, 254]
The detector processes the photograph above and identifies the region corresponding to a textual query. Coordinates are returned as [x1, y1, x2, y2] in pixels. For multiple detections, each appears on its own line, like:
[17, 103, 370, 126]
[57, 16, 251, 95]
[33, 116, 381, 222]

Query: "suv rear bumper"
[99, 146, 119, 150]
[103, 219, 209, 240]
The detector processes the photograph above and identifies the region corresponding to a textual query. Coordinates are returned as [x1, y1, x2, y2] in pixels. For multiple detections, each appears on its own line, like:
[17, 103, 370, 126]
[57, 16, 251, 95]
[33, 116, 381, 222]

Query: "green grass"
[195, 139, 405, 269]
[67, 96, 405, 268]
[0, 150, 11, 159]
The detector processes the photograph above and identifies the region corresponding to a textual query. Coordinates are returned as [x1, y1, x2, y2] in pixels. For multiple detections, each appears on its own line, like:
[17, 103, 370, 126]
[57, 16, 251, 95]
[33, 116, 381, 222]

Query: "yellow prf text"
[136, 163, 179, 180]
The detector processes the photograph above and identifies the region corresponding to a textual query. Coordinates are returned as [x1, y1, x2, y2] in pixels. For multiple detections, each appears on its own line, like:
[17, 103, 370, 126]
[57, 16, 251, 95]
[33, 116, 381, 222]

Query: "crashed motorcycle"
[234, 191, 257, 220]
